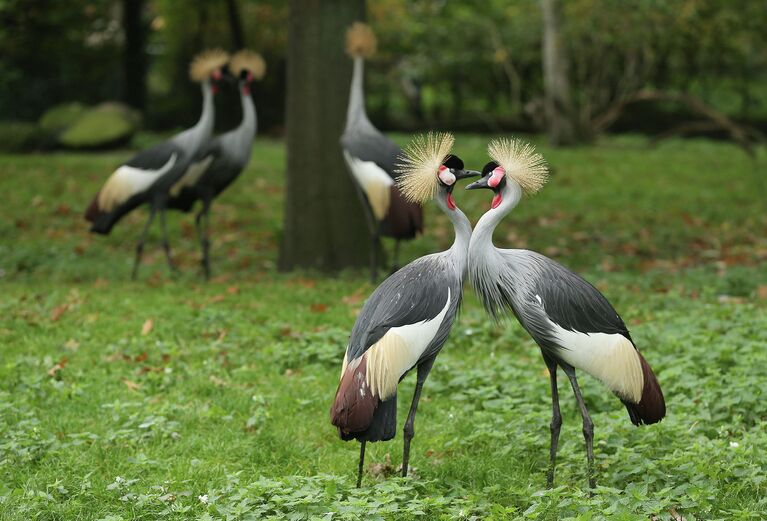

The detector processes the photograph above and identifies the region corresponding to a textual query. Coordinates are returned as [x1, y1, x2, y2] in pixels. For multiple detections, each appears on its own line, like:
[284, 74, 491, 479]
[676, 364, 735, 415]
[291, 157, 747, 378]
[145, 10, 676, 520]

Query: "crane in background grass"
[466, 138, 666, 488]
[330, 133, 479, 486]
[167, 50, 265, 279]
[85, 50, 229, 279]
[340, 23, 423, 282]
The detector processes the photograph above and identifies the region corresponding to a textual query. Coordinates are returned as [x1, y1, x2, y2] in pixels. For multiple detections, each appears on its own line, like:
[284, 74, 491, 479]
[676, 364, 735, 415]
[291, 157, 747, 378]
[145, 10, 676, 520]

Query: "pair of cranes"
[85, 49, 265, 279]
[330, 133, 666, 489]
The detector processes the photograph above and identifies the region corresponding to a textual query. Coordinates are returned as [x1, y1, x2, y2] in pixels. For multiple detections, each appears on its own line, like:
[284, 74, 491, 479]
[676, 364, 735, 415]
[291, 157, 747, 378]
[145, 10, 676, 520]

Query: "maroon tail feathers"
[624, 351, 666, 426]
[330, 356, 379, 440]
[84, 192, 102, 223]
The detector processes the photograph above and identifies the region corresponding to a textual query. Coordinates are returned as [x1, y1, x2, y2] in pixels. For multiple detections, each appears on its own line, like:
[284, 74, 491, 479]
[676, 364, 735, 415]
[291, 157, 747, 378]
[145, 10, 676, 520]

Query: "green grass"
[1, 135, 766, 520]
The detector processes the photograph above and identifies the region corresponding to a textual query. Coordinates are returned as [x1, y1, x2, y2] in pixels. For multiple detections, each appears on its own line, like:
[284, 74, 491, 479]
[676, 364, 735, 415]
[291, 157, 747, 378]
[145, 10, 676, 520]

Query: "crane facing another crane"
[341, 23, 423, 283]
[465, 138, 666, 488]
[85, 49, 230, 279]
[330, 133, 479, 487]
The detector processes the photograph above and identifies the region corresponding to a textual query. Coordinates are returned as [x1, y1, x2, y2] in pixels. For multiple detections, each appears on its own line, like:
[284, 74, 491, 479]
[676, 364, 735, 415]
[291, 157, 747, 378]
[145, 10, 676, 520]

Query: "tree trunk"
[224, 0, 245, 50]
[541, 0, 576, 145]
[279, 0, 369, 272]
[122, 0, 147, 110]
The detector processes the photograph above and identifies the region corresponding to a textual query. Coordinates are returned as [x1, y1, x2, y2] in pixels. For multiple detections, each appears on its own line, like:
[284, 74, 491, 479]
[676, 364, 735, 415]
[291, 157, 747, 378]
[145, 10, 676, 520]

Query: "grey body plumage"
[467, 159, 665, 488]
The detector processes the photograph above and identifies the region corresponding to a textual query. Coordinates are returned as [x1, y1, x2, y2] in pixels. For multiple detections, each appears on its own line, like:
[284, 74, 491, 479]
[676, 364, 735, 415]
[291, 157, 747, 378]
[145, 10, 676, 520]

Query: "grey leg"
[402, 357, 435, 478]
[563, 366, 596, 489]
[544, 355, 562, 488]
[356, 440, 366, 488]
[159, 207, 176, 275]
[195, 199, 212, 280]
[131, 206, 157, 280]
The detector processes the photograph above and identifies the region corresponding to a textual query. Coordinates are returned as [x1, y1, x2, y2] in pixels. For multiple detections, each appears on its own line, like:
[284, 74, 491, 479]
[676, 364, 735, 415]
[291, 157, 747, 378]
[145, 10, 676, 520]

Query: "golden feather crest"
[345, 22, 377, 58]
[487, 137, 549, 195]
[189, 49, 230, 82]
[395, 132, 455, 204]
[230, 50, 267, 80]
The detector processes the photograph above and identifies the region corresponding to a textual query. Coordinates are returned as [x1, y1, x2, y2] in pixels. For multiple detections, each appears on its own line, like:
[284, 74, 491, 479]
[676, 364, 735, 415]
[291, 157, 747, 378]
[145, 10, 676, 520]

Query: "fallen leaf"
[50, 305, 69, 322]
[123, 379, 141, 391]
[47, 357, 69, 377]
[310, 303, 328, 313]
[226, 285, 239, 295]
[134, 352, 148, 363]
[757, 286, 767, 300]
[141, 319, 153, 335]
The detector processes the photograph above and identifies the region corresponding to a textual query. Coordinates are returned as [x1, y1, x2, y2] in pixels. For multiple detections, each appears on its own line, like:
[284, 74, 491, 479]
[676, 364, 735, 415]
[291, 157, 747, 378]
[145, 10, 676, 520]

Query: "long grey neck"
[469, 182, 522, 260]
[238, 83, 257, 139]
[173, 80, 214, 152]
[345, 57, 374, 132]
[435, 193, 473, 279]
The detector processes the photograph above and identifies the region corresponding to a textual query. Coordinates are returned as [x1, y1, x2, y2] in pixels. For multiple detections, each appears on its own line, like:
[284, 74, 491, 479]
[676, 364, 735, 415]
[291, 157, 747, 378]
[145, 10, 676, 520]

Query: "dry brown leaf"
[757, 285, 767, 300]
[134, 352, 148, 363]
[50, 305, 69, 322]
[226, 285, 239, 295]
[47, 357, 68, 377]
[141, 319, 153, 335]
[310, 303, 328, 313]
[123, 379, 141, 391]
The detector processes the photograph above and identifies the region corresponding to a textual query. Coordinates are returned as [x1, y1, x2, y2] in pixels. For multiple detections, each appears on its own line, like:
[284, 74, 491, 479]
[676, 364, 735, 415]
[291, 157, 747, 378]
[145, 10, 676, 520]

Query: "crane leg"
[356, 440, 366, 488]
[544, 355, 562, 488]
[402, 357, 435, 478]
[131, 206, 157, 280]
[195, 199, 212, 280]
[563, 366, 596, 489]
[159, 207, 177, 275]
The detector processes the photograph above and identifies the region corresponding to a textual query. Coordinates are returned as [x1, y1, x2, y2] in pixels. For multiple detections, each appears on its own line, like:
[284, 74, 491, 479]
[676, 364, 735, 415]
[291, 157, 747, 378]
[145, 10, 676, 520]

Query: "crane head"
[465, 161, 506, 209]
[438, 155, 480, 210]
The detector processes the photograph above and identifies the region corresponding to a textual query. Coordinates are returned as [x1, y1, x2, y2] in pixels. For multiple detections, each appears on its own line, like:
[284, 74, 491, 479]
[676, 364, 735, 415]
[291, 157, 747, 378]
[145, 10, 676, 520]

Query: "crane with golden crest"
[340, 22, 424, 282]
[85, 49, 230, 279]
[466, 138, 666, 488]
[330, 133, 479, 486]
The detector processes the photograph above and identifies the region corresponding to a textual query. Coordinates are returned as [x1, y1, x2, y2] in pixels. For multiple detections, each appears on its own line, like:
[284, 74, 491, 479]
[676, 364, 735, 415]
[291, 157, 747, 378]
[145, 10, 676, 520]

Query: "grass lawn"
[1, 134, 766, 520]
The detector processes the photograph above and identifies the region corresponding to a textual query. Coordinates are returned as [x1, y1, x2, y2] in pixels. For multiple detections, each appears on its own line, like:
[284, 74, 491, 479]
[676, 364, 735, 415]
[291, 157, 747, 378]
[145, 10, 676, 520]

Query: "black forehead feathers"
[443, 154, 464, 170]
[482, 161, 499, 175]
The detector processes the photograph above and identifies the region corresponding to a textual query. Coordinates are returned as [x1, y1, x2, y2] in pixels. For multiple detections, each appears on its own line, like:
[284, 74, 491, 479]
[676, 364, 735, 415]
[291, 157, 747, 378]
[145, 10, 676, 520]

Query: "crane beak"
[454, 169, 481, 181]
[465, 175, 491, 190]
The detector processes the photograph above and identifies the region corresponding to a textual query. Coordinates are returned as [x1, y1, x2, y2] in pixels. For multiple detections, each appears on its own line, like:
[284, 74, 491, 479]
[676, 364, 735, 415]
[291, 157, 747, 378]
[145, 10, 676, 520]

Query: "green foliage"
[39, 102, 87, 136]
[58, 103, 140, 149]
[0, 121, 44, 152]
[0, 135, 766, 518]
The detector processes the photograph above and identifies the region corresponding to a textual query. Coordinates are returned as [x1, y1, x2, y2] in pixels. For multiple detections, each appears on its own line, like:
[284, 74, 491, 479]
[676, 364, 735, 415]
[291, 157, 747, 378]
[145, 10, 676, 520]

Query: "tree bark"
[279, 0, 369, 272]
[541, 0, 576, 145]
[122, 0, 148, 110]
[224, 0, 245, 50]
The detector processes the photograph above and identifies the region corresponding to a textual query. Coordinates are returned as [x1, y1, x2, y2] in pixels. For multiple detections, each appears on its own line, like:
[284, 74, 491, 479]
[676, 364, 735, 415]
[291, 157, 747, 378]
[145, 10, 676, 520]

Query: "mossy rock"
[58, 103, 141, 149]
[0, 121, 45, 152]
[39, 102, 87, 135]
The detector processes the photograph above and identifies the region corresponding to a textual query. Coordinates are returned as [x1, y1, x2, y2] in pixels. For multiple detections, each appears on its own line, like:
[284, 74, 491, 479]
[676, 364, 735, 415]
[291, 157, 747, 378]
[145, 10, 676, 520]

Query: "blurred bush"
[0, 121, 45, 152]
[58, 102, 141, 149]
[39, 102, 87, 136]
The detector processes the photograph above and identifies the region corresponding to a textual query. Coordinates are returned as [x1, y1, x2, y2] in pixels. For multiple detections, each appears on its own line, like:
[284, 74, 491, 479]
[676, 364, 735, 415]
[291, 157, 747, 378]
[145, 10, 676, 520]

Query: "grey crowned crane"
[85, 49, 230, 279]
[330, 133, 479, 486]
[167, 50, 266, 279]
[465, 138, 666, 488]
[340, 23, 423, 282]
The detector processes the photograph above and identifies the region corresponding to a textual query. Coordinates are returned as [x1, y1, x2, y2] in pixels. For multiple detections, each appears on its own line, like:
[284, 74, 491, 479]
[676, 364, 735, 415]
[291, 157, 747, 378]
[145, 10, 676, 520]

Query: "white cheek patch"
[488, 168, 505, 188]
[438, 169, 456, 186]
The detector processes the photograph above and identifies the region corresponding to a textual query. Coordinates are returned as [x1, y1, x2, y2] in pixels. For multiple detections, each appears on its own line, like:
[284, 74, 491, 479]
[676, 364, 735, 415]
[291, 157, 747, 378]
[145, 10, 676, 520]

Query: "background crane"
[466, 138, 666, 488]
[85, 49, 230, 279]
[340, 23, 423, 282]
[330, 133, 478, 486]
[168, 50, 266, 279]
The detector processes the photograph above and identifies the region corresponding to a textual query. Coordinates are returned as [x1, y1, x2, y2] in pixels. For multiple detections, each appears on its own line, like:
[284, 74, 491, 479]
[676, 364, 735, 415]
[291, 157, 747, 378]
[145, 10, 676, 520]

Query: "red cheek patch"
[491, 193, 502, 209]
[488, 168, 505, 188]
